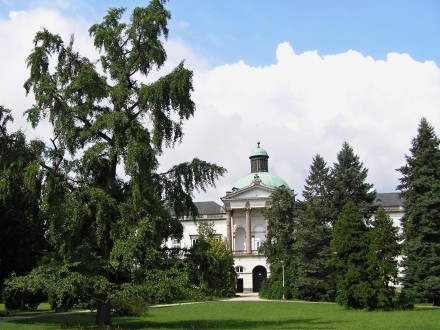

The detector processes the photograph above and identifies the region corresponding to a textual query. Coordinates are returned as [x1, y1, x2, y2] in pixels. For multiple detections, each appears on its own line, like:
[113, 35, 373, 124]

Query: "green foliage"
[330, 142, 376, 223]
[111, 283, 150, 317]
[2, 275, 46, 311]
[296, 154, 335, 301]
[2, 262, 94, 312]
[332, 200, 370, 309]
[188, 222, 236, 298]
[142, 264, 204, 304]
[20, 0, 226, 325]
[366, 206, 401, 310]
[261, 187, 297, 299]
[398, 118, 440, 306]
[332, 201, 402, 310]
[0, 107, 45, 293]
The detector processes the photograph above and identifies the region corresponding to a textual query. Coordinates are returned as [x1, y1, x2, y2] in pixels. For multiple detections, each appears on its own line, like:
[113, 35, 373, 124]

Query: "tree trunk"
[96, 298, 111, 326]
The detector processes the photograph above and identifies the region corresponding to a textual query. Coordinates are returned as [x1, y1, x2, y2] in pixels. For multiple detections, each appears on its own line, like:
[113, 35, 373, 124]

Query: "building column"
[245, 207, 252, 254]
[226, 209, 232, 250]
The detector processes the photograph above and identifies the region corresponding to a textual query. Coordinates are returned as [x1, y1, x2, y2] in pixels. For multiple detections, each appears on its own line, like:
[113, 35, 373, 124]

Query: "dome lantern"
[231, 143, 291, 191]
[250, 142, 269, 173]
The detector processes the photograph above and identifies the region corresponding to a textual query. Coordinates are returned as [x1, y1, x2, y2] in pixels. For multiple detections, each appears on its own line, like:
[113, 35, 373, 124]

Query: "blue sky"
[1, 0, 440, 200]
[2, 0, 439, 67]
[167, 0, 440, 66]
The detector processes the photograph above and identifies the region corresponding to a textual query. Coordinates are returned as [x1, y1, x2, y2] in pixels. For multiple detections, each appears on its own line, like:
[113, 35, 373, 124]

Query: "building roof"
[250, 143, 269, 158]
[374, 192, 404, 207]
[194, 201, 223, 215]
[232, 172, 291, 190]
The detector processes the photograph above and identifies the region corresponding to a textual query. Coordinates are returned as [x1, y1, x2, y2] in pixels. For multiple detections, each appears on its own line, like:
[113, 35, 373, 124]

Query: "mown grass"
[1, 301, 439, 329]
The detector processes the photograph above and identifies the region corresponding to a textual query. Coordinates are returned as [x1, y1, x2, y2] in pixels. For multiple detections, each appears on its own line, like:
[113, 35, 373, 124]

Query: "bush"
[143, 267, 204, 304]
[111, 283, 149, 316]
[259, 276, 283, 300]
[394, 290, 415, 310]
[2, 275, 46, 310]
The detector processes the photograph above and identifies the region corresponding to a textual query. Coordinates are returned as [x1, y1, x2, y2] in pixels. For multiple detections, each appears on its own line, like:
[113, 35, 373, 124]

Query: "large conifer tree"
[367, 206, 401, 309]
[21, 1, 225, 325]
[296, 154, 335, 301]
[330, 142, 376, 223]
[398, 118, 440, 305]
[261, 187, 297, 299]
[331, 200, 371, 308]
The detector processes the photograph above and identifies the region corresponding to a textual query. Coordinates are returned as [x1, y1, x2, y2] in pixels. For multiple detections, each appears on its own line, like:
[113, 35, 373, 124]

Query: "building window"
[190, 236, 199, 247]
[172, 239, 181, 249]
[235, 266, 244, 273]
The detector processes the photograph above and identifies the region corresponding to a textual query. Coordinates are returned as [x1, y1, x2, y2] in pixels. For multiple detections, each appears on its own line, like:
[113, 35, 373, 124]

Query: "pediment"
[221, 183, 275, 202]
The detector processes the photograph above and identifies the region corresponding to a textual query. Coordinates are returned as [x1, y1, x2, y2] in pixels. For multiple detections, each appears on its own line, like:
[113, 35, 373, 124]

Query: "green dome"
[250, 145, 268, 158]
[233, 172, 290, 190]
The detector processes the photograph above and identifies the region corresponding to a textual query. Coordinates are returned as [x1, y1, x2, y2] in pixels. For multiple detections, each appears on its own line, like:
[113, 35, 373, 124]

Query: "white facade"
[168, 145, 405, 292]
[221, 177, 276, 292]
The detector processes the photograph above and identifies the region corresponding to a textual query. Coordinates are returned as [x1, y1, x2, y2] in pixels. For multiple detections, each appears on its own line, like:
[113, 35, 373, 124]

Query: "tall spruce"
[330, 142, 376, 223]
[331, 200, 371, 309]
[367, 206, 401, 309]
[261, 187, 297, 299]
[21, 1, 225, 325]
[398, 118, 440, 305]
[296, 154, 335, 301]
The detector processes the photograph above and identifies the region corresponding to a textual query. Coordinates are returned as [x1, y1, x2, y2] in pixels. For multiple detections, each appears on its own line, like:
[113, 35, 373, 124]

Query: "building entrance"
[252, 265, 267, 292]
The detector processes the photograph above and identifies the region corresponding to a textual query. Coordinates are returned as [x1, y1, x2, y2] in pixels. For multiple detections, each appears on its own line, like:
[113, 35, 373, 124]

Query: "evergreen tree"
[331, 200, 371, 309]
[330, 142, 376, 223]
[398, 118, 440, 306]
[296, 154, 335, 301]
[261, 187, 297, 299]
[367, 206, 401, 310]
[20, 1, 225, 325]
[188, 222, 236, 297]
[0, 107, 45, 293]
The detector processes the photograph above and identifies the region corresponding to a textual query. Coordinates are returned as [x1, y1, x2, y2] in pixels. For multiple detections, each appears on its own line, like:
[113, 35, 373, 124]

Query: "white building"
[170, 143, 404, 292]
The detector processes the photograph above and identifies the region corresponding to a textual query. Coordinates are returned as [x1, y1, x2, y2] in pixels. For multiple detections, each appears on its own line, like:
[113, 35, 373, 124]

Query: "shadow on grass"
[9, 313, 343, 329]
[9, 313, 95, 328]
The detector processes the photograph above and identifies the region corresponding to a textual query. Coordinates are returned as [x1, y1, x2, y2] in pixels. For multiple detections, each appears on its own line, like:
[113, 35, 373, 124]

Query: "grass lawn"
[1, 301, 439, 329]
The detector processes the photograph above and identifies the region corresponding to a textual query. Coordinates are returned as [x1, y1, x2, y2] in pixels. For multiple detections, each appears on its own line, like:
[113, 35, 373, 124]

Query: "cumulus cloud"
[166, 42, 440, 202]
[2, 7, 440, 204]
[0, 7, 93, 139]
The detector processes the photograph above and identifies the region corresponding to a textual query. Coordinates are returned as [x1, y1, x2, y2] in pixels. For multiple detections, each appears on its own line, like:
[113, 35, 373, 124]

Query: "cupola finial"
[257, 141, 260, 148]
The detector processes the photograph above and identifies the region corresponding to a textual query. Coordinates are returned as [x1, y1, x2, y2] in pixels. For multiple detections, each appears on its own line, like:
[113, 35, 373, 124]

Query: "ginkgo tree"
[22, 0, 225, 325]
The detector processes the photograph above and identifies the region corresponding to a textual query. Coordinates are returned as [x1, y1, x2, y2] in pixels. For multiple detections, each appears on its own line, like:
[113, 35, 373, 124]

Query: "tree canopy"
[20, 1, 226, 325]
[187, 221, 236, 298]
[330, 142, 376, 223]
[296, 154, 335, 301]
[331, 200, 370, 308]
[0, 107, 45, 293]
[261, 187, 297, 299]
[398, 117, 440, 306]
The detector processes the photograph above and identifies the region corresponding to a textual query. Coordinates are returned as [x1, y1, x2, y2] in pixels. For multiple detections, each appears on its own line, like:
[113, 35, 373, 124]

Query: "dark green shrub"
[394, 290, 415, 310]
[2, 275, 46, 310]
[143, 267, 204, 304]
[111, 283, 149, 316]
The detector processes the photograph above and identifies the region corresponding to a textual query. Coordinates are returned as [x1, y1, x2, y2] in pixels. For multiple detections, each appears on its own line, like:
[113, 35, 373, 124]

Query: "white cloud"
[166, 42, 440, 202]
[2, 7, 440, 204]
[0, 8, 93, 139]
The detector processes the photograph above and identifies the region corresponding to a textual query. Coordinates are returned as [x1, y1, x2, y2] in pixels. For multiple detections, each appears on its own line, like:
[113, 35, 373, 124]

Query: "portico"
[221, 143, 293, 291]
